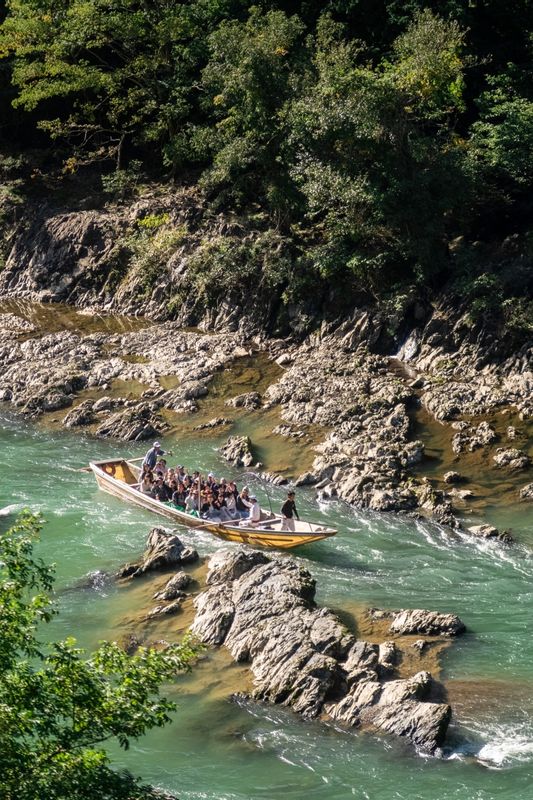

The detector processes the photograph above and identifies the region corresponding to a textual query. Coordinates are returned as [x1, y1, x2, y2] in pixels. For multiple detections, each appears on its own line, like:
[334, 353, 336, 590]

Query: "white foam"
[0, 503, 23, 517]
[477, 729, 533, 767]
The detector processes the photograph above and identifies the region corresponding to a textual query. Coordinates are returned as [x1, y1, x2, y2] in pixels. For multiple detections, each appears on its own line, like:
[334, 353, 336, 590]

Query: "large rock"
[95, 403, 164, 440]
[62, 399, 96, 427]
[219, 435, 254, 467]
[117, 527, 198, 578]
[191, 550, 453, 753]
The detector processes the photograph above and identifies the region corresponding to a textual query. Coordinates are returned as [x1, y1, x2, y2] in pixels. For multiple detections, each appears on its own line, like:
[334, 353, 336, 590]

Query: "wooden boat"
[89, 458, 337, 549]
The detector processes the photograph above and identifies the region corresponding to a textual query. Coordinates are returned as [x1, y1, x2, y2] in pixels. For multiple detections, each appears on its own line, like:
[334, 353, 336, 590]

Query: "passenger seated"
[241, 495, 261, 527]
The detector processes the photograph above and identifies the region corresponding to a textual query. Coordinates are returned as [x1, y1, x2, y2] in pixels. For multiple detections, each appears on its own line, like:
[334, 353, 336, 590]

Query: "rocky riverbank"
[0, 299, 531, 535]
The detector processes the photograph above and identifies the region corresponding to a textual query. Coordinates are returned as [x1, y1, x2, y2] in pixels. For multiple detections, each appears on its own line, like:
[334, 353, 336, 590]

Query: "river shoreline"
[0, 299, 531, 541]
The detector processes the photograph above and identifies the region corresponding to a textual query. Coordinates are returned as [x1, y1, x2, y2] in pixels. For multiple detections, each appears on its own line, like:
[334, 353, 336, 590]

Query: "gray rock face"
[493, 447, 531, 470]
[94, 403, 164, 440]
[117, 527, 199, 578]
[62, 400, 96, 427]
[468, 524, 513, 543]
[519, 483, 533, 501]
[193, 416, 232, 431]
[225, 391, 261, 409]
[443, 471, 463, 484]
[219, 435, 254, 467]
[191, 550, 453, 753]
[388, 609, 466, 637]
[452, 421, 497, 454]
[153, 571, 192, 600]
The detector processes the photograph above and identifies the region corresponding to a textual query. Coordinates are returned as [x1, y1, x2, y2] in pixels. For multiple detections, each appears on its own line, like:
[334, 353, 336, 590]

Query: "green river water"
[1, 407, 533, 800]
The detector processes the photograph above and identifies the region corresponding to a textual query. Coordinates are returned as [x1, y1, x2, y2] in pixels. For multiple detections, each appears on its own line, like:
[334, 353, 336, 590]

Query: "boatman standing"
[281, 490, 299, 531]
[143, 441, 170, 471]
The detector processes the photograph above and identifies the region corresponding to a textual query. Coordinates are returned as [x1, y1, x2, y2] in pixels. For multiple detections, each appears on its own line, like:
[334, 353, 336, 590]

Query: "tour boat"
[89, 458, 337, 549]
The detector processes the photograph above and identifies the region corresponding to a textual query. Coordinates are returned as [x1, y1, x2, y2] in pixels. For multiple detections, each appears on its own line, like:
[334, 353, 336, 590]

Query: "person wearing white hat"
[241, 494, 261, 527]
[142, 441, 171, 471]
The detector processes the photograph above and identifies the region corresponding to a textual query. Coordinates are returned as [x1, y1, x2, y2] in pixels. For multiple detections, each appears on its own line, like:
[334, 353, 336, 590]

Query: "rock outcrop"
[493, 448, 531, 471]
[382, 609, 466, 637]
[519, 483, 533, 501]
[117, 527, 198, 579]
[219, 435, 254, 467]
[467, 524, 513, 543]
[191, 549, 454, 754]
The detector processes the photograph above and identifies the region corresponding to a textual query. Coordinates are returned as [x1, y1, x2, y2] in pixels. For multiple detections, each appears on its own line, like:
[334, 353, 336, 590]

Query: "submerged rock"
[147, 596, 186, 618]
[193, 416, 232, 431]
[191, 549, 453, 753]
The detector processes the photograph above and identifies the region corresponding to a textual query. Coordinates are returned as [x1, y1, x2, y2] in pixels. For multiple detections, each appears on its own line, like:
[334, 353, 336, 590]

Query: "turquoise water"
[1, 410, 533, 799]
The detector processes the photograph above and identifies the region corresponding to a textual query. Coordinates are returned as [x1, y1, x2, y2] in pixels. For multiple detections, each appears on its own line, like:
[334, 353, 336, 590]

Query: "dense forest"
[0, 1, 531, 339]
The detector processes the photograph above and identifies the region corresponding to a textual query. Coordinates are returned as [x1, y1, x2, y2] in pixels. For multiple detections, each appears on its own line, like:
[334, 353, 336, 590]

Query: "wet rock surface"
[219, 435, 255, 468]
[191, 549, 454, 753]
[0, 294, 531, 534]
[117, 527, 198, 578]
[368, 608, 467, 637]
[519, 483, 533, 501]
[493, 448, 531, 471]
[467, 524, 513, 543]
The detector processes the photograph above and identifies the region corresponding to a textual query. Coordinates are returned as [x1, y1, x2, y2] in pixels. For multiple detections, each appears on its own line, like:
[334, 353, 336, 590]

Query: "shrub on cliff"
[0, 511, 198, 800]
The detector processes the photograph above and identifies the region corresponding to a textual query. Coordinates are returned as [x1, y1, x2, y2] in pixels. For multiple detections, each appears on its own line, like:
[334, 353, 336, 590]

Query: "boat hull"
[90, 459, 336, 550]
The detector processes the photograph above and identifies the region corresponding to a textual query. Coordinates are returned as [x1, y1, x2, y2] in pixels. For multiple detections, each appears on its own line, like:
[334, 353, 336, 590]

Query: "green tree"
[0, 0, 243, 170]
[286, 10, 469, 295]
[197, 6, 305, 217]
[0, 511, 198, 800]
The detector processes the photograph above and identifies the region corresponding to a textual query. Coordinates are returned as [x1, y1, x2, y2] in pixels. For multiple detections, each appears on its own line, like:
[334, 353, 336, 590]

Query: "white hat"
[250, 496, 257, 501]
[208, 472, 214, 478]
[154, 441, 161, 447]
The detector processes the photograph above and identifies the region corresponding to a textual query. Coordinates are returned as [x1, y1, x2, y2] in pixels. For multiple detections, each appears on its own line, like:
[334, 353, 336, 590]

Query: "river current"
[1, 409, 533, 800]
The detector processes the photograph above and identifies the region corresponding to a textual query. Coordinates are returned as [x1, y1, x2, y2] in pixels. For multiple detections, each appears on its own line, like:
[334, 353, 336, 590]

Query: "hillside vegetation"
[0, 1, 531, 340]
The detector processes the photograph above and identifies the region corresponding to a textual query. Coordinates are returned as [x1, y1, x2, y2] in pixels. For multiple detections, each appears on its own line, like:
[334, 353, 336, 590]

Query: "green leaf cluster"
[0, 511, 198, 800]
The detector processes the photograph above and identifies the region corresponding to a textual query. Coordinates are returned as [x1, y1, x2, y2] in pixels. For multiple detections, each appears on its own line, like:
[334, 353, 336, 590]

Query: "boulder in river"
[191, 549, 453, 753]
[443, 471, 463, 484]
[519, 483, 533, 501]
[153, 571, 192, 600]
[116, 527, 199, 578]
[493, 448, 531, 471]
[219, 435, 254, 467]
[62, 399, 96, 427]
[225, 391, 261, 409]
[468, 524, 513, 543]
[388, 609, 466, 637]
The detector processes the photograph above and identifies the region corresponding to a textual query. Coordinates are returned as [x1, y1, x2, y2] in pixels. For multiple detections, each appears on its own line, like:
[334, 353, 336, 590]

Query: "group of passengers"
[140, 441, 300, 530]
[140, 441, 261, 524]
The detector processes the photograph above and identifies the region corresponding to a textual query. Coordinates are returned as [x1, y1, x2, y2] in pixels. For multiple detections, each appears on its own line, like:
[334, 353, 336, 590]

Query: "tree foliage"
[0, 511, 198, 800]
[0, 0, 531, 324]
